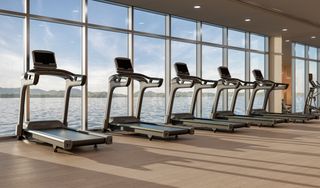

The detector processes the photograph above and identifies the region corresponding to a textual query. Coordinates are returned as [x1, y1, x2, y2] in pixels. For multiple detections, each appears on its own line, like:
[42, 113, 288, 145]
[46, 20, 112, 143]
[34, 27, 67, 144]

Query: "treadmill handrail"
[211, 76, 248, 118]
[27, 69, 86, 86]
[105, 69, 163, 128]
[17, 68, 86, 138]
[228, 79, 257, 113]
[108, 74, 132, 87]
[310, 80, 320, 89]
[217, 78, 241, 89]
[171, 77, 195, 88]
[255, 79, 288, 90]
[176, 75, 218, 87]
[117, 72, 163, 87]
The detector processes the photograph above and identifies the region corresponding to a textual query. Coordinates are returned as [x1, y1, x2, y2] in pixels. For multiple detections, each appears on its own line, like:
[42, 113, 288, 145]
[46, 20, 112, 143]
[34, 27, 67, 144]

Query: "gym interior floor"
[1, 121, 320, 188]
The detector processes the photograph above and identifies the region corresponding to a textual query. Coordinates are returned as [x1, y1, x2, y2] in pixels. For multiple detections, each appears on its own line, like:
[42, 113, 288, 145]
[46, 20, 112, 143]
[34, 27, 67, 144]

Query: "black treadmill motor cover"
[32, 50, 57, 69]
[115, 57, 134, 74]
[218, 66, 231, 79]
[252, 69, 264, 81]
[174, 62, 190, 76]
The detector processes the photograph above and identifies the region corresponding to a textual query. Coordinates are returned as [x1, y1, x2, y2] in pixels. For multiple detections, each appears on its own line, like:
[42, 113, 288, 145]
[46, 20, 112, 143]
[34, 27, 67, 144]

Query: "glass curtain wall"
[292, 43, 320, 112]
[0, 0, 269, 136]
[133, 9, 166, 123]
[0, 15, 23, 135]
[250, 34, 266, 110]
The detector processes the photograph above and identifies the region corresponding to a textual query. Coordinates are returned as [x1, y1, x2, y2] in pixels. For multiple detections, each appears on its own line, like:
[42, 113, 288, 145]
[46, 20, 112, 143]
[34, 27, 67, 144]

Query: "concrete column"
[269, 36, 283, 113]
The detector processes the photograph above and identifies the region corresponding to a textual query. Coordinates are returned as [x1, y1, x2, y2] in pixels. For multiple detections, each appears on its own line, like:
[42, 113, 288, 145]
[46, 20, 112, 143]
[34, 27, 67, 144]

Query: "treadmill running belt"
[180, 118, 243, 126]
[31, 129, 101, 141]
[120, 123, 187, 132]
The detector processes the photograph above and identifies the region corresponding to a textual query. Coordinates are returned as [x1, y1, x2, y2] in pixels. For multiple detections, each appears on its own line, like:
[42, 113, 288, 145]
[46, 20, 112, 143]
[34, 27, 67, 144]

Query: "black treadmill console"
[174, 62, 190, 77]
[32, 50, 57, 69]
[115, 57, 134, 74]
[309, 73, 313, 81]
[252, 69, 264, 81]
[218, 66, 231, 79]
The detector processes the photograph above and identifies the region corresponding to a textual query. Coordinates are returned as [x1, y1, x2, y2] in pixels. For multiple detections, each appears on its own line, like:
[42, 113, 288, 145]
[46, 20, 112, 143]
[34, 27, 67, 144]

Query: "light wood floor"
[1, 121, 320, 188]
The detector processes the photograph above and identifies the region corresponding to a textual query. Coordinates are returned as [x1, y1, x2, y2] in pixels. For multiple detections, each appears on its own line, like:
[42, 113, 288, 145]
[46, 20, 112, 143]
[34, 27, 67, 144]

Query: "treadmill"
[249, 69, 315, 122]
[16, 50, 112, 152]
[165, 63, 247, 132]
[304, 73, 320, 118]
[211, 66, 286, 127]
[103, 57, 194, 140]
[304, 73, 320, 119]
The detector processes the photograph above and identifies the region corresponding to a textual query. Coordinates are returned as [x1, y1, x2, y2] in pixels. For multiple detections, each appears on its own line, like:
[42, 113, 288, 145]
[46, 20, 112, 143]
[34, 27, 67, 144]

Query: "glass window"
[30, 20, 82, 129]
[202, 24, 222, 44]
[0, 0, 24, 12]
[250, 53, 265, 81]
[171, 17, 196, 40]
[88, 0, 128, 29]
[295, 44, 305, 58]
[134, 9, 165, 35]
[228, 49, 245, 114]
[250, 34, 265, 51]
[308, 47, 317, 60]
[134, 36, 165, 123]
[228, 29, 245, 48]
[171, 41, 196, 113]
[295, 59, 305, 112]
[202, 46, 222, 118]
[88, 29, 128, 129]
[0, 15, 24, 136]
[31, 0, 81, 21]
[250, 53, 265, 109]
[309, 61, 317, 82]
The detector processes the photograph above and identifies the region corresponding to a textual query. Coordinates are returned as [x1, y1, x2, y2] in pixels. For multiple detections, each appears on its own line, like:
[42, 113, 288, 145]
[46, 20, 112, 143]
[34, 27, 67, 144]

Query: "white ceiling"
[111, 0, 320, 47]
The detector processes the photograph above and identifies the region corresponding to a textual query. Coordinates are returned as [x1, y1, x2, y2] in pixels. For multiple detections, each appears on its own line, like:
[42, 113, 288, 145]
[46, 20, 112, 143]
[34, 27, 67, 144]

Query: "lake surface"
[0, 95, 304, 136]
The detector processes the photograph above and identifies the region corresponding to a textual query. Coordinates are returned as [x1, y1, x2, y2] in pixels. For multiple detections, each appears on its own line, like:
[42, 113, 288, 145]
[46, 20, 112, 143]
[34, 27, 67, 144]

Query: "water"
[0, 95, 304, 136]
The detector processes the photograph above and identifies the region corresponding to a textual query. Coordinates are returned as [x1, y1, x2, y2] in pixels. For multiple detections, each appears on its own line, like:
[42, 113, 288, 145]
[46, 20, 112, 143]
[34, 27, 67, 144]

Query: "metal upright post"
[222, 28, 228, 110]
[128, 7, 134, 116]
[81, 0, 88, 130]
[165, 15, 171, 118]
[196, 21, 202, 117]
[245, 32, 250, 112]
[24, 0, 30, 123]
[291, 43, 296, 112]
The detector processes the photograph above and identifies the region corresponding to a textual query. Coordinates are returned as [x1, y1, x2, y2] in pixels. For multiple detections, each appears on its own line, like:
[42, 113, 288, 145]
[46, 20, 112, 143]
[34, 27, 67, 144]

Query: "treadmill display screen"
[33, 50, 57, 69]
[218, 66, 231, 79]
[252, 69, 264, 81]
[174, 63, 190, 76]
[115, 57, 133, 73]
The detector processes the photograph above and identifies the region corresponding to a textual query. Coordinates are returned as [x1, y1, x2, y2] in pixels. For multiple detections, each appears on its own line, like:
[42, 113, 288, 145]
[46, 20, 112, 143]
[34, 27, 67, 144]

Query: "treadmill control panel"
[174, 63, 190, 76]
[218, 66, 231, 79]
[252, 69, 264, 81]
[32, 50, 57, 69]
[309, 73, 313, 81]
[115, 57, 134, 74]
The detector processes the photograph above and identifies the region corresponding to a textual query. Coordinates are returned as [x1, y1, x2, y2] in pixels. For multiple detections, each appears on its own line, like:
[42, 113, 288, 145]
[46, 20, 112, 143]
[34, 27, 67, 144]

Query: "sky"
[0, 0, 274, 94]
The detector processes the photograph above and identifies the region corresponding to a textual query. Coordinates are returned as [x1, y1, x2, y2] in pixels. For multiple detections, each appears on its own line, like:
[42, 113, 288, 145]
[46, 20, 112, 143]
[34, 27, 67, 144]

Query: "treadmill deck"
[28, 128, 104, 141]
[110, 122, 193, 138]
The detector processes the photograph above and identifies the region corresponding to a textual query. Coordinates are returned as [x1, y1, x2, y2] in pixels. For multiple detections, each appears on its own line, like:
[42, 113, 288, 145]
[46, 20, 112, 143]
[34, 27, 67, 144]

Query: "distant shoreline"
[0, 87, 304, 98]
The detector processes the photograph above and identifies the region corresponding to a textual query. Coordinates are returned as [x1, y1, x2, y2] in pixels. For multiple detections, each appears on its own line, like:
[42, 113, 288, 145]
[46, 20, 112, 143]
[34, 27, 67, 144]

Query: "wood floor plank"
[1, 122, 320, 188]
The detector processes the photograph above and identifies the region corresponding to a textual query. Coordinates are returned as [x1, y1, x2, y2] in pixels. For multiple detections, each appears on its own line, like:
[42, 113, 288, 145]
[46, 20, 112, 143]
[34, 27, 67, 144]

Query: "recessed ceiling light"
[139, 22, 144, 25]
[282, 28, 288, 32]
[194, 5, 201, 9]
[285, 39, 290, 42]
[311, 36, 317, 39]
[244, 18, 251, 22]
